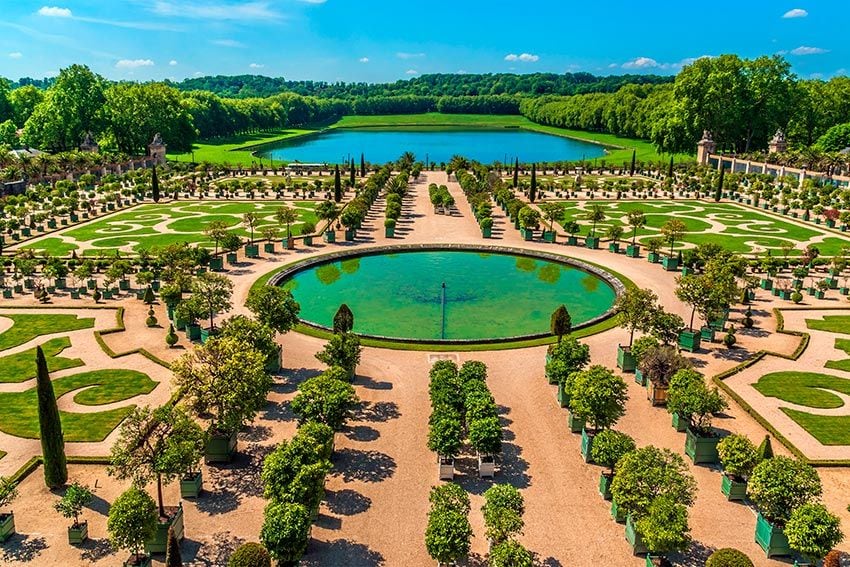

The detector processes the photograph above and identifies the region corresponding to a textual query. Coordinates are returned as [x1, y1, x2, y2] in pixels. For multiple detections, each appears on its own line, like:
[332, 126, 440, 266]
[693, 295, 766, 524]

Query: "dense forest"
[1, 55, 849, 159]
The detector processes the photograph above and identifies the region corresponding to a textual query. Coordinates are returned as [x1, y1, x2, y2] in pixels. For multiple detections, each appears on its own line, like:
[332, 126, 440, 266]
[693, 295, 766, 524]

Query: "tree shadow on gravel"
[0, 534, 48, 562]
[330, 448, 396, 483]
[355, 401, 401, 423]
[196, 443, 274, 515]
[357, 375, 393, 390]
[455, 408, 531, 493]
[344, 424, 381, 442]
[79, 537, 112, 562]
[279, 368, 323, 394]
[301, 539, 386, 566]
[669, 540, 716, 566]
[182, 532, 245, 566]
[325, 488, 372, 516]
[711, 347, 753, 363]
[240, 424, 273, 442]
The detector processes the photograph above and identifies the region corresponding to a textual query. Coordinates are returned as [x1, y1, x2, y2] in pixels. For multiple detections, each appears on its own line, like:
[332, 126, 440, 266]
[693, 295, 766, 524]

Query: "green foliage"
[815, 122, 850, 152]
[638, 344, 691, 387]
[429, 483, 470, 515]
[0, 314, 94, 351]
[747, 456, 822, 524]
[427, 414, 463, 457]
[567, 365, 628, 431]
[0, 476, 18, 509]
[36, 346, 67, 489]
[228, 543, 272, 567]
[630, 335, 659, 364]
[219, 315, 277, 360]
[549, 305, 571, 342]
[468, 416, 502, 455]
[590, 429, 636, 472]
[166, 324, 178, 347]
[482, 484, 524, 545]
[333, 304, 355, 334]
[610, 446, 697, 520]
[290, 369, 359, 430]
[191, 272, 233, 329]
[488, 539, 533, 567]
[666, 369, 727, 434]
[425, 486, 473, 565]
[245, 285, 301, 335]
[262, 425, 332, 506]
[635, 495, 691, 554]
[545, 336, 590, 387]
[260, 501, 311, 565]
[756, 435, 774, 460]
[314, 332, 362, 378]
[614, 288, 658, 347]
[165, 525, 183, 567]
[784, 503, 843, 562]
[143, 286, 156, 305]
[54, 482, 93, 526]
[716, 434, 760, 480]
[705, 548, 754, 567]
[107, 486, 158, 557]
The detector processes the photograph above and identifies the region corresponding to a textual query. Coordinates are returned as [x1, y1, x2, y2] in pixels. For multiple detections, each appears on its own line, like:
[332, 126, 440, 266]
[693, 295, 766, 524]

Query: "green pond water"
[281, 250, 616, 341]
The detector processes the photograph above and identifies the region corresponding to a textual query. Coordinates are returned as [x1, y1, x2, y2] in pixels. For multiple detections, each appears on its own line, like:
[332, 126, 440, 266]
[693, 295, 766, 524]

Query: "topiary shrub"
[705, 548, 754, 567]
[165, 324, 178, 347]
[146, 307, 158, 327]
[228, 542, 272, 567]
[791, 291, 803, 304]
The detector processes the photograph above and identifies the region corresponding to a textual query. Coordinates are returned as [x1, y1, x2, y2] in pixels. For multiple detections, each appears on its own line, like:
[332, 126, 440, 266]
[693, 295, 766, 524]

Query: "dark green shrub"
[228, 542, 272, 567]
[705, 548, 754, 567]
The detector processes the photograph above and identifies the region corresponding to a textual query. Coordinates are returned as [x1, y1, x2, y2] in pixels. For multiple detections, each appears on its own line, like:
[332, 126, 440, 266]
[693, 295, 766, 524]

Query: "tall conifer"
[37, 345, 67, 488]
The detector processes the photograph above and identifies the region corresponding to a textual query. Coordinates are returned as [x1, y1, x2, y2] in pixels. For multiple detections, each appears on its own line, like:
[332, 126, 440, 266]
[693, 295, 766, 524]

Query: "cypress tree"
[333, 165, 342, 203]
[529, 163, 537, 203]
[629, 150, 636, 176]
[165, 525, 183, 567]
[513, 158, 519, 188]
[550, 305, 572, 343]
[714, 167, 725, 202]
[333, 304, 354, 333]
[37, 345, 67, 488]
[757, 435, 774, 460]
[360, 153, 366, 177]
[350, 159, 356, 187]
[152, 165, 160, 203]
[668, 155, 674, 179]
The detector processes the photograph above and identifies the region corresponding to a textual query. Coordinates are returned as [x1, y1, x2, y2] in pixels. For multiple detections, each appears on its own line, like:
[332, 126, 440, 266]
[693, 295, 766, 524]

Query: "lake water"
[281, 250, 616, 341]
[257, 127, 606, 164]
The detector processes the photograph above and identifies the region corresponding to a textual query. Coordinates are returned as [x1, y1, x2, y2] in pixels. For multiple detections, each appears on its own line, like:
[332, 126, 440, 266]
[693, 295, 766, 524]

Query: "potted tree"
[626, 210, 646, 257]
[614, 288, 658, 372]
[0, 476, 17, 543]
[276, 205, 300, 250]
[108, 405, 205, 552]
[261, 225, 279, 254]
[315, 331, 362, 381]
[540, 202, 565, 243]
[606, 225, 624, 253]
[638, 495, 691, 565]
[425, 484, 472, 566]
[340, 208, 361, 241]
[518, 206, 540, 240]
[660, 219, 686, 271]
[667, 370, 728, 464]
[747, 456, 823, 558]
[480, 216, 494, 238]
[469, 415, 502, 478]
[568, 365, 628, 462]
[639, 345, 691, 406]
[590, 429, 635, 500]
[190, 272, 233, 343]
[55, 482, 93, 544]
[428, 415, 462, 480]
[564, 220, 581, 245]
[260, 502, 311, 566]
[717, 434, 760, 501]
[242, 212, 260, 257]
[482, 484, 524, 550]
[172, 335, 271, 464]
[290, 367, 359, 431]
[203, 220, 228, 271]
[784, 503, 843, 566]
[245, 285, 301, 370]
[174, 299, 202, 340]
[631, 335, 659, 386]
[221, 232, 242, 265]
[107, 487, 158, 567]
[646, 237, 663, 263]
[545, 336, 590, 411]
[585, 204, 606, 248]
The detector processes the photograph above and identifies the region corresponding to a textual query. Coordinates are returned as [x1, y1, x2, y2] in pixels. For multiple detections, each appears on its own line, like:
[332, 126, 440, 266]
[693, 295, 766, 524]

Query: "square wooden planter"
[556, 381, 569, 408]
[68, 521, 88, 544]
[0, 512, 15, 542]
[647, 252, 660, 263]
[438, 456, 454, 480]
[760, 278, 773, 290]
[755, 512, 791, 558]
[625, 244, 640, 258]
[610, 501, 626, 523]
[226, 252, 238, 265]
[205, 430, 237, 464]
[646, 381, 668, 406]
[661, 256, 679, 271]
[671, 412, 688, 432]
[617, 345, 636, 372]
[209, 257, 224, 272]
[585, 236, 600, 249]
[634, 368, 646, 386]
[180, 471, 203, 498]
[567, 411, 585, 433]
[678, 330, 701, 353]
[244, 244, 260, 258]
[625, 515, 648, 555]
[144, 504, 184, 554]
[478, 454, 495, 478]
[684, 428, 720, 464]
[542, 231, 556, 243]
[720, 474, 747, 501]
[580, 429, 595, 463]
[598, 472, 613, 500]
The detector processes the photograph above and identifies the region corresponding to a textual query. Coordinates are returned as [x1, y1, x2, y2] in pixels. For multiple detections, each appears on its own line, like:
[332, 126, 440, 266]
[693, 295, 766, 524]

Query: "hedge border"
[712, 306, 850, 467]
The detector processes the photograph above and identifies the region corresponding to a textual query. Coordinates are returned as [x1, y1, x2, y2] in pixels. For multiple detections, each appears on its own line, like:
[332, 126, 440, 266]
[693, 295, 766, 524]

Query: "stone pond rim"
[267, 243, 626, 346]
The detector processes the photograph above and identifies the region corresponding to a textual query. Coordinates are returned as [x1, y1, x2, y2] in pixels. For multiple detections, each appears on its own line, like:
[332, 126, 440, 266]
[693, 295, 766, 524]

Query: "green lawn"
[754, 371, 850, 409]
[21, 201, 319, 257]
[168, 128, 315, 165]
[0, 369, 157, 441]
[0, 337, 84, 383]
[0, 314, 95, 351]
[806, 316, 850, 335]
[781, 409, 850, 446]
[825, 339, 850, 372]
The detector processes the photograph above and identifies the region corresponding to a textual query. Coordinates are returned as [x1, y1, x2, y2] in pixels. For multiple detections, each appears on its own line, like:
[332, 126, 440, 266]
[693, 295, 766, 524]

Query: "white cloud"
[116, 59, 155, 69]
[249, 62, 264, 68]
[212, 39, 244, 48]
[504, 53, 539, 62]
[169, 59, 178, 66]
[397, 52, 425, 59]
[358, 57, 369, 63]
[783, 8, 808, 18]
[622, 56, 659, 69]
[151, 1, 282, 21]
[791, 45, 829, 55]
[8, 52, 22, 59]
[193, 71, 204, 76]
[608, 63, 618, 68]
[37, 6, 72, 17]
[405, 69, 418, 75]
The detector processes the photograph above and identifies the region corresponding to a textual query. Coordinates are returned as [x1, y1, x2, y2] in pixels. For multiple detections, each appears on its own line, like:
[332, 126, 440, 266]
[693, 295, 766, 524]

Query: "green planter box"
[608, 242, 620, 253]
[545, 353, 557, 384]
[611, 500, 626, 523]
[102, 290, 113, 299]
[481, 227, 492, 238]
[174, 317, 187, 331]
[684, 428, 720, 464]
[760, 278, 773, 290]
[21, 227, 30, 237]
[755, 512, 791, 558]
[720, 474, 747, 501]
[244, 244, 259, 258]
[263, 242, 276, 253]
[200, 327, 219, 344]
[3, 289, 13, 299]
[56, 278, 66, 290]
[661, 256, 679, 271]
[0, 512, 15, 542]
[671, 412, 688, 432]
[226, 252, 238, 265]
[24, 279, 34, 290]
[13, 285, 22, 294]
[678, 330, 701, 352]
[119, 279, 130, 291]
[700, 326, 716, 342]
[626, 244, 640, 258]
[841, 287, 849, 296]
[779, 289, 793, 300]
[598, 473, 613, 500]
[617, 345, 636, 372]
[47, 220, 57, 229]
[385, 226, 395, 238]
[580, 429, 595, 463]
[209, 257, 224, 272]
[144, 504, 183, 554]
[556, 381, 569, 408]
[634, 368, 646, 386]
[180, 471, 203, 498]
[303, 236, 313, 246]
[826, 278, 838, 289]
[567, 411, 585, 433]
[185, 323, 201, 341]
[345, 229, 356, 241]
[816, 290, 825, 299]
[68, 521, 88, 544]
[625, 516, 648, 555]
[542, 231, 556, 243]
[681, 266, 693, 276]
[647, 252, 660, 263]
[567, 236, 578, 246]
[205, 430, 238, 464]
[519, 228, 533, 240]
[324, 231, 336, 243]
[585, 236, 600, 249]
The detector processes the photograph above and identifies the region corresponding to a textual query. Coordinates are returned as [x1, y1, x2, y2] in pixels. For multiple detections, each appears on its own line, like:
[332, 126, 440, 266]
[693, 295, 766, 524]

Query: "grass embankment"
[170, 113, 683, 166]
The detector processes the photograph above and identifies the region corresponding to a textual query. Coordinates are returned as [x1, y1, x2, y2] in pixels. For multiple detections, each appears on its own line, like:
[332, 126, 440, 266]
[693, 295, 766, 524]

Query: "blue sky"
[0, 1, 847, 83]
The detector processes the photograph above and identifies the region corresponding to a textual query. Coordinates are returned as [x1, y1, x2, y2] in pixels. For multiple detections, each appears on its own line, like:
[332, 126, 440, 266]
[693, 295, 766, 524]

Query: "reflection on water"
[316, 264, 342, 285]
